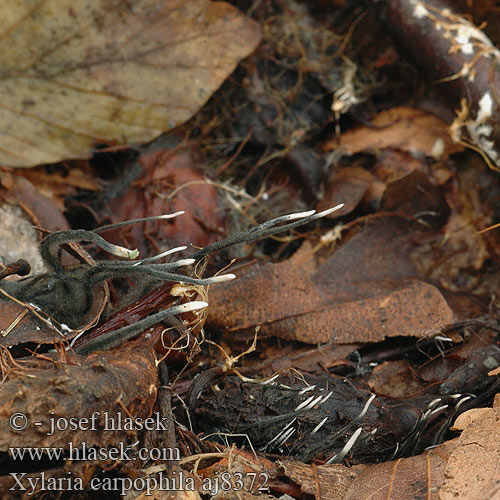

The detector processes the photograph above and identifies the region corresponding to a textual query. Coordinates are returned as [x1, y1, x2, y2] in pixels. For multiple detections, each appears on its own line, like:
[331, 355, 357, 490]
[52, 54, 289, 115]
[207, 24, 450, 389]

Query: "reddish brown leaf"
[106, 149, 224, 257]
[207, 217, 453, 344]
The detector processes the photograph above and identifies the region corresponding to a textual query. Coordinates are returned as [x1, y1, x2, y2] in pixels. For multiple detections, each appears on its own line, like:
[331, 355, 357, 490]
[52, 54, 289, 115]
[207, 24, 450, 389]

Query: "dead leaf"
[266, 280, 453, 344]
[207, 217, 453, 344]
[381, 169, 450, 228]
[368, 360, 424, 398]
[279, 460, 361, 500]
[317, 166, 379, 217]
[342, 446, 450, 500]
[105, 148, 224, 257]
[324, 107, 463, 159]
[0, 0, 261, 167]
[439, 395, 500, 500]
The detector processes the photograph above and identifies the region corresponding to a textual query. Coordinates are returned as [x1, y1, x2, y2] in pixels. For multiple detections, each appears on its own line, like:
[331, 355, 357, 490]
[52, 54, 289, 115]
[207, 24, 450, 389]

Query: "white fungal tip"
[316, 203, 344, 217]
[174, 258, 196, 266]
[283, 210, 316, 221]
[159, 211, 185, 219]
[179, 301, 208, 312]
[111, 245, 139, 259]
[209, 273, 236, 283]
[413, 2, 428, 18]
[164, 246, 187, 254]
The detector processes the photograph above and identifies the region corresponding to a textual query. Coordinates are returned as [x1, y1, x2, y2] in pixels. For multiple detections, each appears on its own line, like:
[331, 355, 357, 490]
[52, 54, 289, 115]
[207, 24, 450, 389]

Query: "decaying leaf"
[341, 445, 450, 500]
[0, 343, 158, 451]
[279, 460, 361, 500]
[0, 0, 261, 167]
[439, 394, 500, 500]
[207, 217, 453, 344]
[105, 148, 224, 257]
[324, 107, 463, 160]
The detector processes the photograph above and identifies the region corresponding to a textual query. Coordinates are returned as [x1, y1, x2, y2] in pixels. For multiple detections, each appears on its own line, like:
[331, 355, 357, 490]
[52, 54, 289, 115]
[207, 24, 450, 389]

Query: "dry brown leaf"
[0, 0, 261, 167]
[106, 148, 224, 257]
[324, 107, 463, 159]
[265, 280, 453, 344]
[317, 166, 378, 217]
[368, 360, 424, 398]
[207, 217, 453, 344]
[279, 460, 361, 500]
[342, 446, 451, 500]
[439, 394, 500, 500]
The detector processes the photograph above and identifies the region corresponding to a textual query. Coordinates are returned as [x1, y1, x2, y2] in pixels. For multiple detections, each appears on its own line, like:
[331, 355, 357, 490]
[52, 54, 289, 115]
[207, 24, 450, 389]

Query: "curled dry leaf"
[0, 0, 261, 167]
[439, 394, 500, 500]
[324, 107, 463, 160]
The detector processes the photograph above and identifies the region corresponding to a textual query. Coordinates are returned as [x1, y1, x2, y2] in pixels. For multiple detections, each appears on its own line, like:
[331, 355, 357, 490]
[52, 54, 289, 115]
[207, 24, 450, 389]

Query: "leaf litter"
[0, 0, 499, 499]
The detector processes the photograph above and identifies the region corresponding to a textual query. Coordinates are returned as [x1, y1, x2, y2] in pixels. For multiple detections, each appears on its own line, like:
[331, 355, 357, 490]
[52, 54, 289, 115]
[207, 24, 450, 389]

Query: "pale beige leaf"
[0, 0, 261, 167]
[439, 394, 500, 500]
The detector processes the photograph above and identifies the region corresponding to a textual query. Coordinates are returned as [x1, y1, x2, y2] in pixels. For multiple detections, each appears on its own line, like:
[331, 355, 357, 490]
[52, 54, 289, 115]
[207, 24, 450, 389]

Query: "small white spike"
[429, 405, 449, 417]
[281, 210, 316, 221]
[294, 395, 316, 412]
[177, 301, 208, 312]
[356, 394, 376, 420]
[133, 246, 188, 266]
[111, 246, 139, 259]
[299, 385, 316, 395]
[309, 417, 329, 436]
[157, 211, 185, 219]
[326, 427, 363, 464]
[204, 274, 236, 283]
[315, 203, 344, 218]
[172, 258, 196, 267]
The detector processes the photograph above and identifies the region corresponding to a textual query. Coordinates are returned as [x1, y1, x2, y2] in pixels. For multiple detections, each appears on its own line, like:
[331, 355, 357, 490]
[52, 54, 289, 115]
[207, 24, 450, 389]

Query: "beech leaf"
[0, 0, 261, 167]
